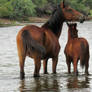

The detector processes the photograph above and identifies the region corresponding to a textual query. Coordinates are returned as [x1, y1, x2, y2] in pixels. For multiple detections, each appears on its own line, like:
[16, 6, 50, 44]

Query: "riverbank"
[0, 17, 48, 27]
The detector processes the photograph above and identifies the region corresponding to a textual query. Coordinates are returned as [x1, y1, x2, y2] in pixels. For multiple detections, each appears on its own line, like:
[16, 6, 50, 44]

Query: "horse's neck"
[42, 20, 64, 38]
[68, 30, 73, 42]
[68, 30, 78, 42]
[41, 6, 64, 38]
[56, 23, 63, 38]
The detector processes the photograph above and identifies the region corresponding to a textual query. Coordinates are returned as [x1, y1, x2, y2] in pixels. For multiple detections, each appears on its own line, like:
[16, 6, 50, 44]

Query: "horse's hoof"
[85, 72, 89, 76]
[20, 72, 25, 80]
[68, 72, 71, 74]
[44, 72, 49, 74]
[52, 72, 57, 74]
[74, 72, 78, 76]
[34, 74, 40, 77]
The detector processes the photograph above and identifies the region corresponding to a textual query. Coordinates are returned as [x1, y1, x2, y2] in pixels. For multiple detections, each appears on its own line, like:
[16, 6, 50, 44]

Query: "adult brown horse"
[64, 23, 90, 76]
[16, 2, 86, 79]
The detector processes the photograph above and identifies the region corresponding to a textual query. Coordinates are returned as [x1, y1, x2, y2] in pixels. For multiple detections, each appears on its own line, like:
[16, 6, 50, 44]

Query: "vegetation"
[0, 0, 92, 19]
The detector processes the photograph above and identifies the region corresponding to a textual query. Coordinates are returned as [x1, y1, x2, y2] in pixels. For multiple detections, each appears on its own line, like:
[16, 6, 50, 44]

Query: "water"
[0, 22, 92, 92]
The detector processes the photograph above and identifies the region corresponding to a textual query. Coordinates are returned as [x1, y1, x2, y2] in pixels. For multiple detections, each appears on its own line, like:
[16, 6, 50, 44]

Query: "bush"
[0, 2, 13, 18]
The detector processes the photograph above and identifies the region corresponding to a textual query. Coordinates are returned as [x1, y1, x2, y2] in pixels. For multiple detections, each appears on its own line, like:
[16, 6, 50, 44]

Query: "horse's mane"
[42, 4, 64, 35]
[69, 23, 78, 38]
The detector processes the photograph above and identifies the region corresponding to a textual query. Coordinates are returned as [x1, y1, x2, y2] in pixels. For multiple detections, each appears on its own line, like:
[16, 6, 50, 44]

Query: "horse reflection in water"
[19, 76, 60, 92]
[16, 1, 86, 79]
[64, 23, 90, 76]
[67, 76, 89, 88]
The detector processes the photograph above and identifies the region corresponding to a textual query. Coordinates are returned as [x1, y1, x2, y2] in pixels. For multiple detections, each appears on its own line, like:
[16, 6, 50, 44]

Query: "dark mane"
[69, 23, 78, 38]
[42, 4, 64, 36]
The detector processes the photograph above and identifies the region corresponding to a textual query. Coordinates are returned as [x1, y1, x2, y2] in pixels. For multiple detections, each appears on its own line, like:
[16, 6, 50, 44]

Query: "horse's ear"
[63, 0, 66, 8]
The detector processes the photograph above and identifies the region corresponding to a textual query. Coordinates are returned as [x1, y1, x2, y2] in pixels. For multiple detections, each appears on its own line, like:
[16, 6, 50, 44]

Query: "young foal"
[64, 23, 90, 75]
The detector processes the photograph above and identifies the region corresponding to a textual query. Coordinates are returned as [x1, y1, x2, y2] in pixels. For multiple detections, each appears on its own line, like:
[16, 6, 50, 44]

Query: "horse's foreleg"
[66, 58, 71, 74]
[34, 58, 41, 77]
[73, 58, 78, 76]
[52, 57, 58, 74]
[43, 58, 48, 74]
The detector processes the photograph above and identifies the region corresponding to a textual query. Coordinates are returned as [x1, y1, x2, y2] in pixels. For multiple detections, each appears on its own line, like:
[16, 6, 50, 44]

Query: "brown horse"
[16, 2, 86, 79]
[64, 23, 90, 76]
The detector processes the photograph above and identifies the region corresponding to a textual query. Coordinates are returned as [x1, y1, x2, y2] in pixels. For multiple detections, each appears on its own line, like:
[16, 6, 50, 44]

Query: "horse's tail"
[21, 30, 46, 58]
[80, 41, 89, 68]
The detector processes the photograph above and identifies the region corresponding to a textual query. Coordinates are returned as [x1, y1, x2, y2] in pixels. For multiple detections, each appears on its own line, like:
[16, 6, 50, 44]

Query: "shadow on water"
[67, 75, 90, 88]
[19, 73, 91, 92]
[19, 74, 60, 92]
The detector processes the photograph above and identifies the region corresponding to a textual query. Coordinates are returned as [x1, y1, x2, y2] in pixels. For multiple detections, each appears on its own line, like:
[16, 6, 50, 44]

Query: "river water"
[0, 22, 92, 92]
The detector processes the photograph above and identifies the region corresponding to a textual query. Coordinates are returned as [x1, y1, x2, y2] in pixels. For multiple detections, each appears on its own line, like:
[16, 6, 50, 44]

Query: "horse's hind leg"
[85, 56, 89, 75]
[17, 43, 26, 79]
[34, 58, 41, 77]
[43, 58, 48, 74]
[18, 53, 26, 79]
[52, 57, 58, 74]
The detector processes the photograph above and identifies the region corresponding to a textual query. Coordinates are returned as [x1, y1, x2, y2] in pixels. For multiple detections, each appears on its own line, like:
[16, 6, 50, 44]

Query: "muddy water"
[0, 22, 92, 92]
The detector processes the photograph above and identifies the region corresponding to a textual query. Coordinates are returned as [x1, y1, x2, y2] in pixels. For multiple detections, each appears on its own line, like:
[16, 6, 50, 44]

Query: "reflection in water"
[67, 76, 90, 88]
[19, 75, 60, 92]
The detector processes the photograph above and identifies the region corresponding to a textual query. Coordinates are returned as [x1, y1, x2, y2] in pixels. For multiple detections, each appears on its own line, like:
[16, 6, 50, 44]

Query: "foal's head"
[67, 23, 78, 38]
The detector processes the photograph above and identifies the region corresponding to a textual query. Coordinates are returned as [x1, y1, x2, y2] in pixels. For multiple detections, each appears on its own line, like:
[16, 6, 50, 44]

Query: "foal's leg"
[34, 58, 41, 77]
[73, 58, 78, 76]
[43, 58, 48, 74]
[52, 57, 58, 74]
[66, 56, 71, 74]
[85, 56, 89, 75]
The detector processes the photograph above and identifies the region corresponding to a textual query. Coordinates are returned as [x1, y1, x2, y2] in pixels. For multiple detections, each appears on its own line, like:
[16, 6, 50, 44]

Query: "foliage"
[0, 0, 92, 19]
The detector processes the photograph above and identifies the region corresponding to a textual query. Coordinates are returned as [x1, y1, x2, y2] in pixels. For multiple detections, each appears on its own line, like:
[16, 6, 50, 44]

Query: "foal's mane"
[42, 4, 64, 35]
[68, 23, 78, 38]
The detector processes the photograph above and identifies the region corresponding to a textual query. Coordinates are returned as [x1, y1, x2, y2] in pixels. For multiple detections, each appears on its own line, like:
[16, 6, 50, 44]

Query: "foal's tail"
[80, 42, 89, 68]
[21, 30, 46, 57]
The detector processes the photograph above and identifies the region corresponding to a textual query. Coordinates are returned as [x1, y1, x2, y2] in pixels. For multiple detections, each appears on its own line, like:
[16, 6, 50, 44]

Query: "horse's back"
[79, 38, 89, 56]
[16, 25, 46, 59]
[79, 38, 89, 48]
[17, 25, 45, 44]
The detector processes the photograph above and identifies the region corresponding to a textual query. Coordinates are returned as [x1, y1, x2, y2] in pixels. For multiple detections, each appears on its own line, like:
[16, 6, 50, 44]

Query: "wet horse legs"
[67, 61, 71, 74]
[73, 58, 78, 76]
[34, 58, 41, 77]
[52, 57, 58, 74]
[66, 57, 71, 74]
[85, 57, 89, 75]
[43, 58, 48, 74]
[19, 56, 25, 80]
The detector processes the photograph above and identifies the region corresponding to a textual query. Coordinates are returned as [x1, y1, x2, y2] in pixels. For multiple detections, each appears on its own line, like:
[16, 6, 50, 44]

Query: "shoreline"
[0, 17, 92, 27]
[0, 17, 49, 27]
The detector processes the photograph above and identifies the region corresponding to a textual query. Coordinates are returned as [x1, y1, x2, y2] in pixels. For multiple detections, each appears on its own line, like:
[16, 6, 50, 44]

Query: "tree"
[10, 0, 36, 18]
